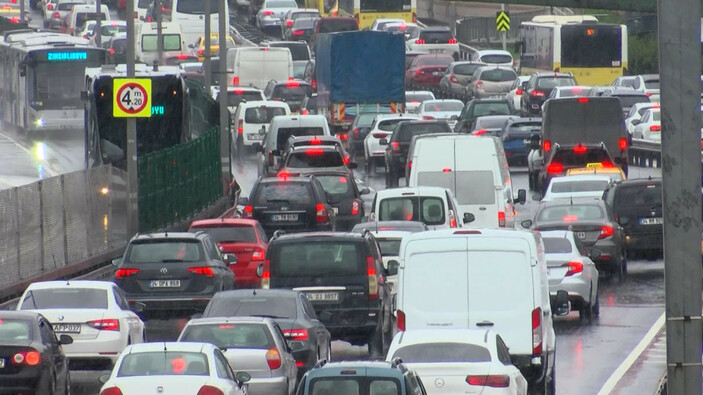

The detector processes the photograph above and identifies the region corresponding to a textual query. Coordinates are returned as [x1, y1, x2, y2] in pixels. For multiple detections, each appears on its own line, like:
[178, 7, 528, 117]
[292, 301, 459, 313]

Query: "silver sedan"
[541, 230, 600, 322]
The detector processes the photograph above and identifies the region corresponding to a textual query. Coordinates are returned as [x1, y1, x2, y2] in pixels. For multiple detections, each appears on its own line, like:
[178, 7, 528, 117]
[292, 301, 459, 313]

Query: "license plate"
[272, 214, 298, 221]
[576, 232, 587, 239]
[639, 217, 663, 225]
[0, 358, 5, 368]
[332, 207, 338, 215]
[149, 280, 181, 288]
[430, 49, 444, 53]
[307, 292, 339, 302]
[54, 323, 81, 333]
[432, 71, 443, 75]
[247, 134, 263, 141]
[586, 162, 603, 168]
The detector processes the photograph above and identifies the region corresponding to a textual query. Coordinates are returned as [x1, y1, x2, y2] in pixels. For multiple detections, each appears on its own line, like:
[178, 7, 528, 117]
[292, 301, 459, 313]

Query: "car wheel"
[592, 292, 600, 317]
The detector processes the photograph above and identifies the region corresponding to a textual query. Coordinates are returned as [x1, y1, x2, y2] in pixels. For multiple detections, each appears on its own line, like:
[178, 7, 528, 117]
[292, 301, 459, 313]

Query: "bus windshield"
[30, 50, 104, 110]
[561, 25, 622, 68]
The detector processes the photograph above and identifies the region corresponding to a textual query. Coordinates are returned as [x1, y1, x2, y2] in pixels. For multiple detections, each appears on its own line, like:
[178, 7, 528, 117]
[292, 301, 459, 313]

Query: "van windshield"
[378, 196, 446, 225]
[270, 242, 363, 276]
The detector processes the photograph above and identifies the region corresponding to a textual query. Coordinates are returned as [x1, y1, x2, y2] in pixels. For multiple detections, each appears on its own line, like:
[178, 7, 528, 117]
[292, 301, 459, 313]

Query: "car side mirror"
[235, 371, 252, 385]
[516, 189, 527, 205]
[98, 373, 111, 384]
[256, 263, 264, 278]
[631, 119, 641, 126]
[619, 217, 630, 226]
[222, 253, 237, 264]
[520, 219, 533, 229]
[379, 138, 388, 146]
[111, 257, 122, 267]
[451, 115, 459, 120]
[463, 212, 475, 224]
[129, 301, 146, 312]
[239, 196, 249, 206]
[588, 248, 602, 260]
[58, 334, 73, 345]
[553, 290, 570, 317]
[387, 259, 399, 276]
[348, 162, 358, 169]
[360, 187, 370, 195]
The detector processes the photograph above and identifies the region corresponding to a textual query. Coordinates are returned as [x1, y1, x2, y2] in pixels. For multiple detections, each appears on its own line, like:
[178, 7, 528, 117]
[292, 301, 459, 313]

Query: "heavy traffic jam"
[0, 0, 673, 392]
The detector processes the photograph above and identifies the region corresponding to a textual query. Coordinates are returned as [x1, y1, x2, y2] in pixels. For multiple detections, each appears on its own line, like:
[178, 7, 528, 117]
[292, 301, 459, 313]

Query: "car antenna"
[163, 342, 168, 352]
[252, 289, 257, 296]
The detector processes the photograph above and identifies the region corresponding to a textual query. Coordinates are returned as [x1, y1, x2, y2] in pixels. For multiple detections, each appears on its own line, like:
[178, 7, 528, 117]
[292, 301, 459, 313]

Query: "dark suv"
[262, 231, 394, 357]
[603, 178, 663, 260]
[453, 98, 512, 133]
[113, 232, 236, 319]
[384, 120, 453, 187]
[538, 143, 616, 195]
[520, 72, 577, 116]
[263, 79, 313, 113]
[240, 175, 336, 237]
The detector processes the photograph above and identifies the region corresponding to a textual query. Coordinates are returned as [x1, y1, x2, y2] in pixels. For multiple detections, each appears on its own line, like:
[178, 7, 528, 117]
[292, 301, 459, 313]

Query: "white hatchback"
[416, 99, 463, 129]
[17, 280, 145, 368]
[632, 107, 661, 141]
[364, 113, 420, 174]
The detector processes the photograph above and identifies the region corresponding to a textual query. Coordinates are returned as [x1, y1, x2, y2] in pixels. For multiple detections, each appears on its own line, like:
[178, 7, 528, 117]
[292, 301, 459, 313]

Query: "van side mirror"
[379, 138, 388, 146]
[463, 212, 475, 224]
[256, 263, 264, 278]
[553, 290, 570, 317]
[520, 219, 533, 229]
[387, 260, 399, 276]
[516, 189, 527, 205]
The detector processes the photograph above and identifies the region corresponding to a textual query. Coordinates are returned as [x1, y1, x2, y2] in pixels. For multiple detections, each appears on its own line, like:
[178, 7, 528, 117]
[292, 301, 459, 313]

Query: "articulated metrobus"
[306, 0, 416, 29]
[517, 15, 628, 86]
[0, 30, 105, 133]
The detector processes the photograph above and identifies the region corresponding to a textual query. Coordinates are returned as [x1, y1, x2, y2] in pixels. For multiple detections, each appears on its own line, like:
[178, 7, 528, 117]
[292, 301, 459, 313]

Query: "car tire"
[592, 293, 600, 317]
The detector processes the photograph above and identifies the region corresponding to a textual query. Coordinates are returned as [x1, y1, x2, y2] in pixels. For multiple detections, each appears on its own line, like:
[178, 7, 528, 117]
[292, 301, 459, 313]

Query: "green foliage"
[628, 33, 659, 74]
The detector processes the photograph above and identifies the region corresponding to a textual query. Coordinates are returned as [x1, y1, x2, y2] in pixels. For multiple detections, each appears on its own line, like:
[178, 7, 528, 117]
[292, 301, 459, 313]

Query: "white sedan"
[541, 174, 613, 202]
[364, 113, 420, 174]
[624, 102, 658, 136]
[416, 99, 463, 129]
[99, 342, 250, 395]
[17, 280, 145, 368]
[632, 107, 661, 141]
[386, 329, 528, 394]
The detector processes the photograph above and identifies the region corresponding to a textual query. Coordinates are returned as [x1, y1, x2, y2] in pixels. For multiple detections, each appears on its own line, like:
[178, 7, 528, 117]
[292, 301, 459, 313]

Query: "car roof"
[554, 85, 591, 91]
[539, 197, 605, 207]
[186, 316, 272, 325]
[471, 97, 509, 103]
[475, 49, 511, 55]
[299, 169, 353, 178]
[272, 231, 368, 242]
[291, 8, 319, 12]
[352, 221, 428, 232]
[375, 113, 420, 121]
[550, 174, 614, 183]
[421, 99, 463, 105]
[238, 100, 288, 109]
[505, 116, 541, 124]
[25, 280, 115, 290]
[535, 72, 574, 78]
[288, 144, 339, 153]
[259, 176, 313, 184]
[376, 186, 449, 198]
[369, 230, 414, 239]
[190, 218, 260, 227]
[213, 289, 302, 300]
[227, 86, 263, 93]
[420, 26, 451, 32]
[0, 310, 42, 320]
[612, 177, 661, 187]
[308, 361, 405, 377]
[405, 90, 434, 95]
[608, 89, 648, 96]
[393, 328, 493, 345]
[131, 232, 201, 241]
[124, 342, 211, 354]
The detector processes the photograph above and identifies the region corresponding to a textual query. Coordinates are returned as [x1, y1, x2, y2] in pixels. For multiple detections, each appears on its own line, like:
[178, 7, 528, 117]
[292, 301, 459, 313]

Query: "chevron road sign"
[496, 10, 510, 31]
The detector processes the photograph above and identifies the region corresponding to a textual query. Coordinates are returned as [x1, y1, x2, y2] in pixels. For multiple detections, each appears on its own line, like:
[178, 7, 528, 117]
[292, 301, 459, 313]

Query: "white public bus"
[163, 0, 230, 47]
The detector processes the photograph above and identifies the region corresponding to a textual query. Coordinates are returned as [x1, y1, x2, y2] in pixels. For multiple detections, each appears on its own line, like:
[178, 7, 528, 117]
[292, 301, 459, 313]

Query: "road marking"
[597, 312, 665, 395]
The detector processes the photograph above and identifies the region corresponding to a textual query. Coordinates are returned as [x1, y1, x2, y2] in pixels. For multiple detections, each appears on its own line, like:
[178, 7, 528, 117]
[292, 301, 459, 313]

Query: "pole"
[95, 0, 102, 47]
[500, 3, 506, 51]
[659, 0, 702, 392]
[218, 0, 231, 186]
[19, 0, 25, 23]
[126, 0, 139, 235]
[204, 0, 212, 91]
[156, 0, 163, 64]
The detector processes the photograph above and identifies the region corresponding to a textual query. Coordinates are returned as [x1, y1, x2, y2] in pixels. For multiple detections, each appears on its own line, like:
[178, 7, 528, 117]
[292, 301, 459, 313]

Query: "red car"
[188, 218, 268, 288]
[405, 54, 454, 88]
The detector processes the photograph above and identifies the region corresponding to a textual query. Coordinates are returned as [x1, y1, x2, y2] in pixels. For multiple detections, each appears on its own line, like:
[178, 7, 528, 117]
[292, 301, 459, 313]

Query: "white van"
[368, 186, 464, 230]
[66, 4, 109, 36]
[256, 114, 331, 177]
[164, 0, 229, 47]
[135, 22, 186, 65]
[407, 134, 526, 228]
[395, 228, 566, 394]
[227, 47, 294, 90]
[233, 100, 291, 148]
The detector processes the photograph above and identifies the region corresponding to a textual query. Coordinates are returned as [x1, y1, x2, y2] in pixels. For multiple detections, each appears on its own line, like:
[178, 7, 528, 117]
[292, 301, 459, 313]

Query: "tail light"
[100, 388, 123, 395]
[47, 3, 53, 9]
[412, 11, 416, 22]
[311, 79, 316, 88]
[515, 88, 523, 95]
[232, 76, 239, 85]
[532, 307, 542, 355]
[353, 128, 360, 138]
[542, 140, 551, 152]
[109, 48, 115, 55]
[133, 11, 137, 18]
[448, 38, 457, 44]
[547, 163, 563, 174]
[87, 319, 120, 331]
[473, 129, 487, 136]
[251, 248, 265, 261]
[449, 74, 458, 83]
[198, 49, 204, 56]
[282, 329, 309, 340]
[83, 34, 89, 39]
[415, 68, 421, 76]
[449, 211, 457, 228]
[415, 39, 425, 44]
[601, 161, 615, 168]
[351, 200, 360, 215]
[286, 19, 293, 26]
[372, 132, 387, 138]
[564, 261, 584, 276]
[573, 144, 587, 154]
[197, 386, 224, 395]
[531, 89, 545, 97]
[498, 211, 506, 227]
[12, 350, 41, 366]
[262, 10, 274, 15]
[262, 260, 270, 289]
[474, 80, 484, 88]
[619, 137, 627, 150]
[646, 92, 652, 97]
[292, 29, 304, 36]
[422, 115, 435, 120]
[189, 267, 214, 276]
[466, 375, 510, 388]
[243, 204, 253, 218]
[238, 119, 243, 134]
[146, 15, 152, 22]
[397, 309, 406, 331]
[367, 256, 378, 301]
[266, 347, 282, 370]
[650, 125, 661, 132]
[343, 155, 350, 165]
[577, 97, 589, 103]
[115, 268, 139, 278]
[316, 203, 328, 223]
[598, 225, 614, 239]
[52, 11, 60, 18]
[337, 133, 348, 141]
[391, 141, 400, 153]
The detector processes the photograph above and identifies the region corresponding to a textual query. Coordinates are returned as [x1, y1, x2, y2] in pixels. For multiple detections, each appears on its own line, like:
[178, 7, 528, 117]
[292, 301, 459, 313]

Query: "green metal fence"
[137, 127, 223, 231]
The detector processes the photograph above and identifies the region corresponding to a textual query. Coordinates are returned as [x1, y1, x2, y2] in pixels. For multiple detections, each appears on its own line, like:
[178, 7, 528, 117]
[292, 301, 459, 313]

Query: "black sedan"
[0, 311, 73, 395]
[202, 289, 331, 378]
[522, 198, 626, 279]
[301, 170, 370, 231]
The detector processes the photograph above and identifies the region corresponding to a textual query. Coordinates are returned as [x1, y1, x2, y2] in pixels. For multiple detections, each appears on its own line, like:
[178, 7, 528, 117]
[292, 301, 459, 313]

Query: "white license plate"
[272, 214, 298, 221]
[149, 280, 181, 288]
[576, 232, 587, 239]
[332, 207, 338, 215]
[432, 71, 443, 75]
[54, 323, 81, 333]
[0, 358, 5, 368]
[430, 49, 444, 53]
[639, 217, 663, 225]
[247, 134, 264, 141]
[307, 292, 339, 302]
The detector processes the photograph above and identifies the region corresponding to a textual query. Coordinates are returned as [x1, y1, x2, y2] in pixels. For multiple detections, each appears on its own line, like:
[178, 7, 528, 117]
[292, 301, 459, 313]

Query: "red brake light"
[650, 125, 661, 132]
[467, 375, 510, 388]
[286, 19, 293, 26]
[531, 89, 545, 97]
[562, 215, 578, 222]
[532, 307, 542, 355]
[619, 137, 628, 150]
[498, 211, 506, 227]
[12, 350, 41, 366]
[372, 132, 388, 139]
[316, 203, 328, 223]
[243, 205, 253, 218]
[47, 3, 53, 9]
[262, 10, 274, 15]
[87, 319, 120, 331]
[234, 89, 245, 94]
[311, 79, 316, 88]
[309, 138, 321, 145]
[542, 140, 551, 152]
[475, 80, 484, 88]
[573, 144, 587, 154]
[473, 129, 487, 136]
[397, 309, 406, 331]
[266, 347, 282, 370]
[115, 268, 139, 278]
[598, 225, 614, 239]
[352, 128, 360, 137]
[515, 88, 523, 95]
[188, 267, 215, 276]
[601, 161, 615, 168]
[577, 97, 589, 103]
[232, 76, 239, 85]
[422, 115, 435, 120]
[278, 171, 290, 180]
[547, 163, 563, 174]
[252, 248, 265, 261]
[262, 260, 270, 289]
[109, 48, 115, 55]
[197, 385, 224, 395]
[52, 11, 60, 18]
[415, 39, 425, 44]
[306, 148, 324, 156]
[351, 200, 360, 215]
[391, 141, 400, 153]
[343, 155, 350, 165]
[448, 38, 457, 44]
[286, 80, 300, 87]
[443, 167, 451, 173]
[367, 256, 378, 301]
[198, 49, 204, 56]
[449, 74, 458, 83]
[238, 119, 243, 134]
[176, 54, 189, 60]
[646, 92, 652, 97]
[292, 29, 304, 35]
[571, 87, 583, 93]
[564, 261, 584, 276]
[100, 387, 124, 395]
[283, 329, 309, 340]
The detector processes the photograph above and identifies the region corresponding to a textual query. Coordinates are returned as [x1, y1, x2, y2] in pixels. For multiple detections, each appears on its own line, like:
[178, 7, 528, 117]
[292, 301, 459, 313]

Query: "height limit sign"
[113, 78, 152, 118]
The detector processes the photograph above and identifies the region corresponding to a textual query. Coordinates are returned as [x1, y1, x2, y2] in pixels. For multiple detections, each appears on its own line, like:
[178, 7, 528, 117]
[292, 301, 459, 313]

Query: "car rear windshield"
[207, 296, 297, 319]
[244, 106, 287, 124]
[311, 378, 401, 395]
[101, 25, 126, 36]
[0, 320, 31, 341]
[254, 182, 313, 205]
[476, 117, 509, 130]
[117, 352, 209, 377]
[377, 238, 401, 257]
[391, 342, 491, 363]
[276, 127, 325, 150]
[406, 93, 434, 103]
[419, 30, 453, 43]
[543, 237, 573, 253]
[58, 2, 82, 11]
[355, 113, 377, 127]
[378, 196, 446, 225]
[180, 322, 275, 349]
[285, 150, 343, 168]
[615, 95, 650, 108]
[614, 183, 662, 208]
[271, 43, 309, 61]
[270, 242, 364, 276]
[417, 56, 453, 67]
[293, 17, 317, 29]
[480, 54, 512, 64]
[551, 180, 610, 193]
[551, 148, 612, 167]
[126, 240, 203, 263]
[377, 119, 406, 131]
[478, 68, 517, 82]
[423, 101, 463, 112]
[315, 175, 355, 198]
[644, 79, 660, 89]
[470, 102, 511, 118]
[453, 63, 483, 75]
[223, 91, 264, 107]
[271, 85, 312, 102]
[506, 122, 541, 136]
[537, 204, 605, 222]
[318, 20, 358, 33]
[396, 123, 451, 142]
[537, 77, 577, 90]
[190, 225, 257, 243]
[20, 288, 108, 309]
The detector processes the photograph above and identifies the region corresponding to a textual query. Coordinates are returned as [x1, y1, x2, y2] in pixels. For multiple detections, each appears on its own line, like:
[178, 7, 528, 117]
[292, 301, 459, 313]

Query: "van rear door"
[401, 236, 469, 329]
[467, 239, 535, 355]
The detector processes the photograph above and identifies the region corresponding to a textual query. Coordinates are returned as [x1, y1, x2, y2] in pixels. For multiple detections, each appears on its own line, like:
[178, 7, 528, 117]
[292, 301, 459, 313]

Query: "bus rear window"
[561, 25, 622, 68]
[419, 30, 453, 43]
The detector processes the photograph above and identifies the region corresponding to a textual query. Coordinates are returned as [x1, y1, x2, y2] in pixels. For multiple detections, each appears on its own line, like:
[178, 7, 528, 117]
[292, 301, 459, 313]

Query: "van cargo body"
[228, 47, 294, 90]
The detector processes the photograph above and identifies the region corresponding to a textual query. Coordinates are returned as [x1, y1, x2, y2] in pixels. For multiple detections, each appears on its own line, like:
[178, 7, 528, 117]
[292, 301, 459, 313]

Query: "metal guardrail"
[629, 138, 703, 168]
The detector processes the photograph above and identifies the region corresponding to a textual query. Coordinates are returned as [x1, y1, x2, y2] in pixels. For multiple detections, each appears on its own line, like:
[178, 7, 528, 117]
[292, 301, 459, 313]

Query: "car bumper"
[592, 240, 620, 266]
[259, 18, 281, 28]
[409, 76, 442, 86]
[126, 296, 211, 315]
[316, 307, 380, 341]
[624, 231, 663, 251]
[549, 275, 592, 308]
[0, 374, 41, 393]
[247, 376, 289, 395]
[243, 132, 265, 146]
